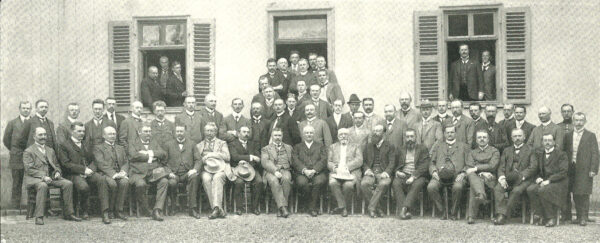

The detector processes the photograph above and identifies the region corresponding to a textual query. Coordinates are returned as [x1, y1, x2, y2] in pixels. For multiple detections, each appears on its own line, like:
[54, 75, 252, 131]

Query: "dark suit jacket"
[84, 118, 117, 151]
[218, 114, 252, 143]
[140, 77, 165, 108]
[56, 117, 76, 146]
[505, 120, 535, 146]
[93, 142, 129, 178]
[250, 118, 272, 150]
[292, 142, 327, 174]
[175, 111, 204, 143]
[482, 64, 496, 100]
[286, 108, 303, 127]
[530, 148, 569, 208]
[395, 144, 430, 179]
[433, 114, 453, 126]
[260, 71, 289, 99]
[498, 144, 536, 181]
[384, 118, 408, 150]
[150, 119, 175, 148]
[270, 112, 300, 146]
[299, 99, 332, 120]
[118, 116, 143, 150]
[449, 59, 483, 100]
[18, 116, 57, 152]
[198, 108, 224, 134]
[363, 140, 396, 175]
[323, 82, 344, 105]
[487, 120, 509, 152]
[23, 144, 61, 187]
[229, 139, 261, 169]
[128, 139, 167, 178]
[165, 72, 186, 107]
[103, 112, 125, 131]
[251, 93, 279, 120]
[57, 138, 95, 177]
[3, 116, 27, 168]
[563, 130, 600, 194]
[164, 139, 201, 174]
[289, 72, 318, 95]
[325, 113, 353, 143]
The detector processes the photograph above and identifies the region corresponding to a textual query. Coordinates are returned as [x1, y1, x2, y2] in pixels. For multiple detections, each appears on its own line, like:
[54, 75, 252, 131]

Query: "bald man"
[292, 125, 328, 216]
[198, 94, 224, 134]
[527, 106, 564, 151]
[141, 66, 166, 108]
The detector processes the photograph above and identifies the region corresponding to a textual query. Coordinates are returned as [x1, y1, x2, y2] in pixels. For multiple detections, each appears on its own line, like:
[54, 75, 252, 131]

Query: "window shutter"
[414, 11, 443, 105]
[502, 7, 531, 104]
[108, 21, 133, 111]
[190, 19, 215, 108]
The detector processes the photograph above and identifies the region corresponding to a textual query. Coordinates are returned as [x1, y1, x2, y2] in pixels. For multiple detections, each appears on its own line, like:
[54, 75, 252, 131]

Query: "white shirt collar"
[478, 145, 489, 151]
[516, 119, 525, 127]
[71, 136, 82, 145]
[438, 113, 448, 118]
[155, 117, 165, 123]
[231, 111, 242, 118]
[67, 116, 77, 123]
[105, 141, 115, 146]
[177, 138, 186, 143]
[205, 107, 215, 114]
[541, 120, 552, 127]
[400, 107, 411, 113]
[131, 113, 141, 120]
[252, 115, 262, 120]
[376, 139, 384, 148]
[20, 115, 29, 122]
[298, 91, 307, 97]
[545, 147, 555, 154]
[288, 108, 295, 113]
[446, 139, 456, 145]
[422, 115, 432, 123]
[364, 112, 374, 118]
[36, 113, 46, 120]
[307, 116, 316, 122]
[299, 71, 308, 75]
[333, 113, 342, 119]
[185, 109, 195, 116]
[575, 128, 585, 134]
[514, 143, 524, 149]
[277, 111, 286, 117]
[305, 141, 313, 148]
[387, 118, 395, 124]
[239, 138, 247, 144]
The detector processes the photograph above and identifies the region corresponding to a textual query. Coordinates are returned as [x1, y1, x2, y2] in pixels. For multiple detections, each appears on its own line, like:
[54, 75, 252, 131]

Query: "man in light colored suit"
[413, 101, 443, 151]
[198, 123, 230, 219]
[396, 92, 420, 127]
[348, 112, 370, 152]
[383, 104, 408, 150]
[298, 104, 333, 147]
[219, 98, 252, 143]
[174, 97, 204, 144]
[299, 84, 332, 119]
[328, 128, 363, 217]
[448, 100, 475, 146]
[362, 98, 386, 134]
[262, 128, 293, 218]
[317, 69, 344, 105]
[527, 106, 564, 151]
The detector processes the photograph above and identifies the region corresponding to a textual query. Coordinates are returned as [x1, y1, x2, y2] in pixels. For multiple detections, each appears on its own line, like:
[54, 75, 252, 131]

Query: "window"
[413, 6, 531, 105]
[108, 17, 215, 112]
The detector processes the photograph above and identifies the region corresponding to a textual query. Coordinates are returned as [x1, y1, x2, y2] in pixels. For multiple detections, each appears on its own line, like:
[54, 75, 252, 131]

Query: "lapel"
[576, 130, 589, 156]
[69, 138, 82, 153]
[33, 146, 48, 165]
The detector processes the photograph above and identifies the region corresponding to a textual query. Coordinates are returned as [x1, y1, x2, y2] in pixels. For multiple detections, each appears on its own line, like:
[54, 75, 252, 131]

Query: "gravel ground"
[1, 213, 599, 242]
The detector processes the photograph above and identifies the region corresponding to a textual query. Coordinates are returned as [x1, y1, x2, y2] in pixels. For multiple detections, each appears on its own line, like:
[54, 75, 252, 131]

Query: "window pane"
[142, 25, 160, 46]
[448, 15, 468, 36]
[474, 13, 494, 35]
[277, 18, 327, 40]
[165, 24, 185, 45]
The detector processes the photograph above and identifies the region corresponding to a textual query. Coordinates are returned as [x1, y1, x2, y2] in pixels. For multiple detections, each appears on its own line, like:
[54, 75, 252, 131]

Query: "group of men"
[140, 56, 187, 108]
[3, 51, 598, 228]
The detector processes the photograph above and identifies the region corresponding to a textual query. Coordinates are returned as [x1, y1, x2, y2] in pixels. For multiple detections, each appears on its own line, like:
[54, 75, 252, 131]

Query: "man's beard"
[406, 141, 415, 150]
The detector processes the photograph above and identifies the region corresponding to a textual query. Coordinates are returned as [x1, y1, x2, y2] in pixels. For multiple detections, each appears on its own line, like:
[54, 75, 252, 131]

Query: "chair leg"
[443, 187, 449, 219]
[557, 209, 561, 226]
[522, 200, 527, 224]
[420, 191, 424, 217]
[294, 191, 299, 214]
[351, 193, 355, 215]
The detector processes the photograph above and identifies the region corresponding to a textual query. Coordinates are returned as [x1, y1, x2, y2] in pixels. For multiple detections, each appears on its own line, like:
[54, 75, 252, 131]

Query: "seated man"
[328, 128, 363, 217]
[57, 122, 109, 223]
[427, 125, 469, 220]
[229, 126, 264, 215]
[23, 127, 81, 225]
[527, 133, 568, 227]
[464, 130, 500, 224]
[197, 123, 231, 219]
[392, 129, 430, 220]
[128, 124, 168, 221]
[164, 124, 202, 218]
[361, 125, 396, 218]
[261, 128, 293, 218]
[292, 126, 328, 216]
[493, 128, 536, 225]
[93, 126, 130, 222]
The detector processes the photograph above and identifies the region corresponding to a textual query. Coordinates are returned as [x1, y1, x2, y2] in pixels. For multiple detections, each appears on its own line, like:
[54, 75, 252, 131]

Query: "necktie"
[234, 116, 240, 122]
[40, 117, 46, 123]
[453, 118, 458, 125]
[387, 122, 393, 131]
[242, 142, 247, 150]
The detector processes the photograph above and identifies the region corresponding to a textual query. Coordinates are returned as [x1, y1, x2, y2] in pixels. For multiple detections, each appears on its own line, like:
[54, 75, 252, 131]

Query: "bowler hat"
[505, 171, 522, 186]
[204, 157, 225, 174]
[233, 161, 256, 182]
[347, 94, 361, 104]
[438, 158, 456, 180]
[149, 167, 171, 183]
[331, 170, 355, 181]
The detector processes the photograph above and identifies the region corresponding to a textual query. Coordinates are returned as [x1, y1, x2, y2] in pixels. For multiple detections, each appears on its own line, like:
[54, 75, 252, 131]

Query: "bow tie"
[234, 116, 240, 121]
[254, 119, 260, 123]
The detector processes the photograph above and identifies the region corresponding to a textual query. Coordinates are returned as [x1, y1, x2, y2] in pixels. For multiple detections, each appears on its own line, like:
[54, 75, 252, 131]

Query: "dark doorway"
[446, 40, 497, 101]
[141, 49, 186, 79]
[275, 43, 327, 63]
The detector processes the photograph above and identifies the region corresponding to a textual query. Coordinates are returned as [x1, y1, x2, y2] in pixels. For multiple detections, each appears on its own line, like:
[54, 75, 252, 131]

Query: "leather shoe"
[152, 209, 164, 222]
[65, 214, 82, 222]
[234, 210, 242, 216]
[189, 208, 201, 219]
[341, 208, 348, 217]
[368, 210, 377, 218]
[533, 215, 543, 226]
[219, 208, 226, 218]
[102, 212, 111, 224]
[400, 207, 411, 220]
[115, 211, 128, 221]
[376, 208, 384, 218]
[81, 211, 89, 220]
[281, 207, 289, 218]
[310, 210, 318, 217]
[253, 208, 261, 215]
[580, 219, 587, 226]
[35, 217, 44, 225]
[108, 212, 115, 219]
[494, 214, 506, 225]
[208, 208, 219, 219]
[26, 204, 35, 220]
[545, 218, 556, 227]
[467, 216, 475, 224]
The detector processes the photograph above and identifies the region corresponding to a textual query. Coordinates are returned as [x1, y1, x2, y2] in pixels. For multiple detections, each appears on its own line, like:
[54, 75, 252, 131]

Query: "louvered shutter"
[414, 11, 443, 105]
[502, 7, 531, 104]
[189, 19, 215, 108]
[108, 21, 133, 111]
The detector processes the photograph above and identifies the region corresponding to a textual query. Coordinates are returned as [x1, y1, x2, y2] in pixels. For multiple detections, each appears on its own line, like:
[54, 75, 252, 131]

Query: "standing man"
[3, 101, 31, 208]
[199, 94, 224, 134]
[361, 125, 396, 218]
[348, 112, 370, 152]
[433, 100, 452, 125]
[128, 124, 168, 221]
[427, 126, 470, 220]
[325, 99, 353, 144]
[528, 106, 564, 151]
[396, 92, 419, 127]
[346, 94, 362, 116]
[219, 98, 252, 143]
[393, 129, 430, 220]
[57, 122, 109, 223]
[229, 126, 263, 215]
[288, 59, 317, 95]
[249, 102, 272, 149]
[165, 61, 187, 107]
[260, 58, 287, 98]
[558, 104, 575, 136]
[449, 100, 475, 146]
[315, 56, 338, 84]
[493, 128, 536, 225]
[498, 104, 515, 130]
[93, 126, 130, 223]
[298, 104, 333, 147]
[362, 98, 386, 134]
[292, 126, 328, 216]
[252, 84, 278, 120]
[140, 66, 165, 108]
[317, 69, 344, 105]
[527, 134, 568, 227]
[150, 101, 175, 148]
[271, 98, 300, 146]
[164, 124, 202, 218]
[505, 105, 535, 146]
[300, 84, 333, 119]
[464, 130, 500, 224]
[198, 123, 230, 219]
[484, 105, 509, 151]
[23, 127, 81, 225]
[158, 56, 170, 89]
[262, 128, 293, 218]
[469, 103, 489, 148]
[481, 50, 496, 100]
[104, 97, 125, 131]
[413, 101, 443, 151]
[289, 50, 300, 74]
[175, 96, 204, 143]
[84, 99, 117, 152]
[277, 57, 294, 99]
[295, 80, 311, 107]
[118, 101, 144, 150]
[383, 104, 408, 150]
[56, 102, 80, 144]
[308, 52, 319, 73]
[562, 112, 599, 226]
[448, 44, 484, 101]
[19, 99, 58, 152]
[328, 128, 363, 217]
[286, 95, 303, 126]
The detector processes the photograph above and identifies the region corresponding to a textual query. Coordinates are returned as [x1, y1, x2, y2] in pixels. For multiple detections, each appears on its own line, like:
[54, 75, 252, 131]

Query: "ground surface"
[1, 213, 599, 242]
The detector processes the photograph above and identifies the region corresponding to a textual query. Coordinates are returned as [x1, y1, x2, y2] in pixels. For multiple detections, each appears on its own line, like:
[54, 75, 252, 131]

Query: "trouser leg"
[167, 176, 179, 207]
[467, 174, 485, 217]
[309, 174, 327, 211]
[11, 169, 24, 206]
[526, 184, 542, 217]
[280, 171, 292, 204]
[154, 178, 169, 210]
[71, 176, 91, 213]
[115, 178, 128, 212]
[392, 177, 406, 210]
[202, 172, 215, 208]
[573, 194, 590, 221]
[404, 177, 427, 209]
[233, 178, 245, 210]
[493, 184, 508, 215]
[211, 172, 227, 209]
[187, 174, 200, 209]
[266, 173, 287, 208]
[50, 179, 75, 216]
[360, 175, 375, 210]
[367, 175, 391, 212]
[32, 182, 48, 218]
[329, 178, 345, 208]
[505, 182, 530, 217]
[427, 179, 443, 211]
[296, 175, 310, 210]
[106, 177, 118, 212]
[450, 179, 465, 215]
[89, 174, 110, 212]
[251, 173, 263, 209]
[131, 178, 149, 211]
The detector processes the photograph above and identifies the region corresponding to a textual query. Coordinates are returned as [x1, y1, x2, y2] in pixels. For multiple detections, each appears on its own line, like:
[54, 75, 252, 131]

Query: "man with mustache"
[396, 92, 419, 127]
[56, 102, 80, 144]
[361, 125, 396, 218]
[328, 128, 363, 217]
[448, 44, 484, 101]
[262, 128, 293, 218]
[3, 101, 31, 208]
[527, 106, 564, 151]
